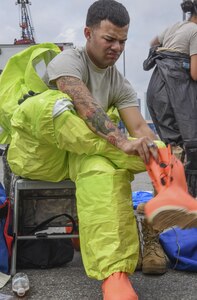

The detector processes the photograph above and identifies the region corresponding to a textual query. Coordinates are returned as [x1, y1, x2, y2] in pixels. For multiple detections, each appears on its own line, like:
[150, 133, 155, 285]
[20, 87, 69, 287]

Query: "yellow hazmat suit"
[0, 43, 165, 279]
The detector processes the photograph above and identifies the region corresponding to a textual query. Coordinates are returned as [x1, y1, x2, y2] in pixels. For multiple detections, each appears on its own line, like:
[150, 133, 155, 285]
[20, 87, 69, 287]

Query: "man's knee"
[78, 155, 117, 174]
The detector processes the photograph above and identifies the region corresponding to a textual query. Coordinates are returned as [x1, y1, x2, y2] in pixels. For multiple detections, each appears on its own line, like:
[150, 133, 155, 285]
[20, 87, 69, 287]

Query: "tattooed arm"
[56, 76, 158, 163]
[56, 76, 129, 150]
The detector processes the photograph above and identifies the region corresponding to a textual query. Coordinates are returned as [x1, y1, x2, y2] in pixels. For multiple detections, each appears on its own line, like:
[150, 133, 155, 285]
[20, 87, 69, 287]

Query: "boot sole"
[144, 182, 197, 231]
[145, 146, 197, 231]
[142, 267, 167, 275]
[147, 208, 197, 231]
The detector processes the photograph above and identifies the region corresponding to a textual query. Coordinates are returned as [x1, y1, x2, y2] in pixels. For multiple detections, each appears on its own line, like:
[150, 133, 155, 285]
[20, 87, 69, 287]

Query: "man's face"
[85, 20, 129, 69]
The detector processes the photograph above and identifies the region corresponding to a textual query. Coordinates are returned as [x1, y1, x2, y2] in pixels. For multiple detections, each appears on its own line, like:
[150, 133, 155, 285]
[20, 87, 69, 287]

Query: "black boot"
[185, 144, 197, 198]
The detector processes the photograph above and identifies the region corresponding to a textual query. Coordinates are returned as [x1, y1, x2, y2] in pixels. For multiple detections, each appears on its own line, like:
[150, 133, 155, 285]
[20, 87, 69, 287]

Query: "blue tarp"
[0, 182, 9, 274]
[132, 190, 153, 209]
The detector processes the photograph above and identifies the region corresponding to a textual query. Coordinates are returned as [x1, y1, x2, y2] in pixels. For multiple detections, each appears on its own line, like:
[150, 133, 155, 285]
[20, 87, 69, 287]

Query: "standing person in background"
[145, 0, 197, 197]
[46, 1, 167, 298]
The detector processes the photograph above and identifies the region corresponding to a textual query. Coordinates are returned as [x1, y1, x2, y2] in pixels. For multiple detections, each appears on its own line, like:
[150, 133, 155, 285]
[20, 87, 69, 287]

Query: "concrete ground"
[0, 157, 197, 300]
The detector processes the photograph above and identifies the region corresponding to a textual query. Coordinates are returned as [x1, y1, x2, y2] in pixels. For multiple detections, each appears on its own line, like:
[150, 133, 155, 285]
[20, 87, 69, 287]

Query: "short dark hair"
[86, 0, 130, 28]
[181, 0, 197, 15]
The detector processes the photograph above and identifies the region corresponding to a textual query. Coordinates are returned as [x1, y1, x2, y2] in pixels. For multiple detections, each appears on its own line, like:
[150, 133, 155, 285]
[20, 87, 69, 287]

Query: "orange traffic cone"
[102, 272, 138, 300]
[144, 145, 197, 231]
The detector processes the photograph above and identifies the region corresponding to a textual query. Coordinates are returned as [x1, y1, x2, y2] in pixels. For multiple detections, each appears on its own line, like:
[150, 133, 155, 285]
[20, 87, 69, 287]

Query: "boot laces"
[142, 221, 164, 257]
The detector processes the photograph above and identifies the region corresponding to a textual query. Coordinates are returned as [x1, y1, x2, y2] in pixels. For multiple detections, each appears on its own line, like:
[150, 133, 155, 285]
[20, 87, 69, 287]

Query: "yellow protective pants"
[54, 111, 165, 280]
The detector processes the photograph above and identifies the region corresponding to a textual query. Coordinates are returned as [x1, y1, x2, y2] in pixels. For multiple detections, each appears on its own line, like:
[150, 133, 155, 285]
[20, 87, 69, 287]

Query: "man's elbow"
[191, 73, 197, 81]
[190, 64, 197, 81]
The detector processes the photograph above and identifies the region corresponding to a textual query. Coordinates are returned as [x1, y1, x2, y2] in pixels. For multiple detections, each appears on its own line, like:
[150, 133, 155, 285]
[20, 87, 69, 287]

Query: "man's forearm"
[133, 125, 158, 141]
[56, 76, 128, 150]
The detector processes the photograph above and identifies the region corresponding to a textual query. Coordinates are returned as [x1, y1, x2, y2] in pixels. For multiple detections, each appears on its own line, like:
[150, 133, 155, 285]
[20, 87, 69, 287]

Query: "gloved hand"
[18, 90, 40, 105]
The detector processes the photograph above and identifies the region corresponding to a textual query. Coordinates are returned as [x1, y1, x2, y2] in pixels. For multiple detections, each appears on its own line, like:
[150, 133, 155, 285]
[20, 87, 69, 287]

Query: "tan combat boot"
[135, 213, 143, 271]
[137, 203, 167, 274]
[141, 217, 167, 274]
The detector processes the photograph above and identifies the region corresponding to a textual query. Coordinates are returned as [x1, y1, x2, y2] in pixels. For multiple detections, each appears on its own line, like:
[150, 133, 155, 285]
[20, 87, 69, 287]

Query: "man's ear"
[84, 27, 91, 40]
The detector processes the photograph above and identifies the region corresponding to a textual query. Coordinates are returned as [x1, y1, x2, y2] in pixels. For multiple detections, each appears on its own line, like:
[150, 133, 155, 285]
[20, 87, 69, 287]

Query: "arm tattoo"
[56, 76, 127, 147]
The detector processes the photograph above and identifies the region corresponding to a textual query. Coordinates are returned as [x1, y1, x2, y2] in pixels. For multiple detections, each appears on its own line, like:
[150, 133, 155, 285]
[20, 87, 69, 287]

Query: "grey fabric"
[157, 21, 197, 56]
[184, 144, 197, 197]
[143, 45, 162, 71]
[2, 146, 12, 197]
[186, 173, 197, 198]
[146, 51, 197, 197]
[147, 51, 197, 147]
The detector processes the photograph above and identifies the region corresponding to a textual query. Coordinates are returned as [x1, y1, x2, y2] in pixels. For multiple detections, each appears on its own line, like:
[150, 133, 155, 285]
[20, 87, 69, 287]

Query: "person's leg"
[136, 203, 167, 275]
[165, 65, 197, 197]
[69, 152, 139, 299]
[184, 142, 197, 197]
[69, 153, 138, 278]
[147, 67, 183, 145]
[54, 110, 169, 278]
[54, 110, 165, 173]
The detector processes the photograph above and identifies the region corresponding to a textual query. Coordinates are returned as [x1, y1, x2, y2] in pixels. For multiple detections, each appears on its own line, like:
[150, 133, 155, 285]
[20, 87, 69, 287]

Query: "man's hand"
[118, 107, 159, 163]
[120, 137, 158, 164]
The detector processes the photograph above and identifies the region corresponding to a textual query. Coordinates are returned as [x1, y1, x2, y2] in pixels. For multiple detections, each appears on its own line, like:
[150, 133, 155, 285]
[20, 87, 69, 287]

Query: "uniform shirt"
[157, 21, 197, 56]
[47, 46, 138, 112]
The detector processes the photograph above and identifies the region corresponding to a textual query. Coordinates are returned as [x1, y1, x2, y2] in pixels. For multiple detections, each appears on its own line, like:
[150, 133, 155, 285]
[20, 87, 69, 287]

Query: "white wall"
[0, 43, 73, 71]
[0, 44, 30, 70]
